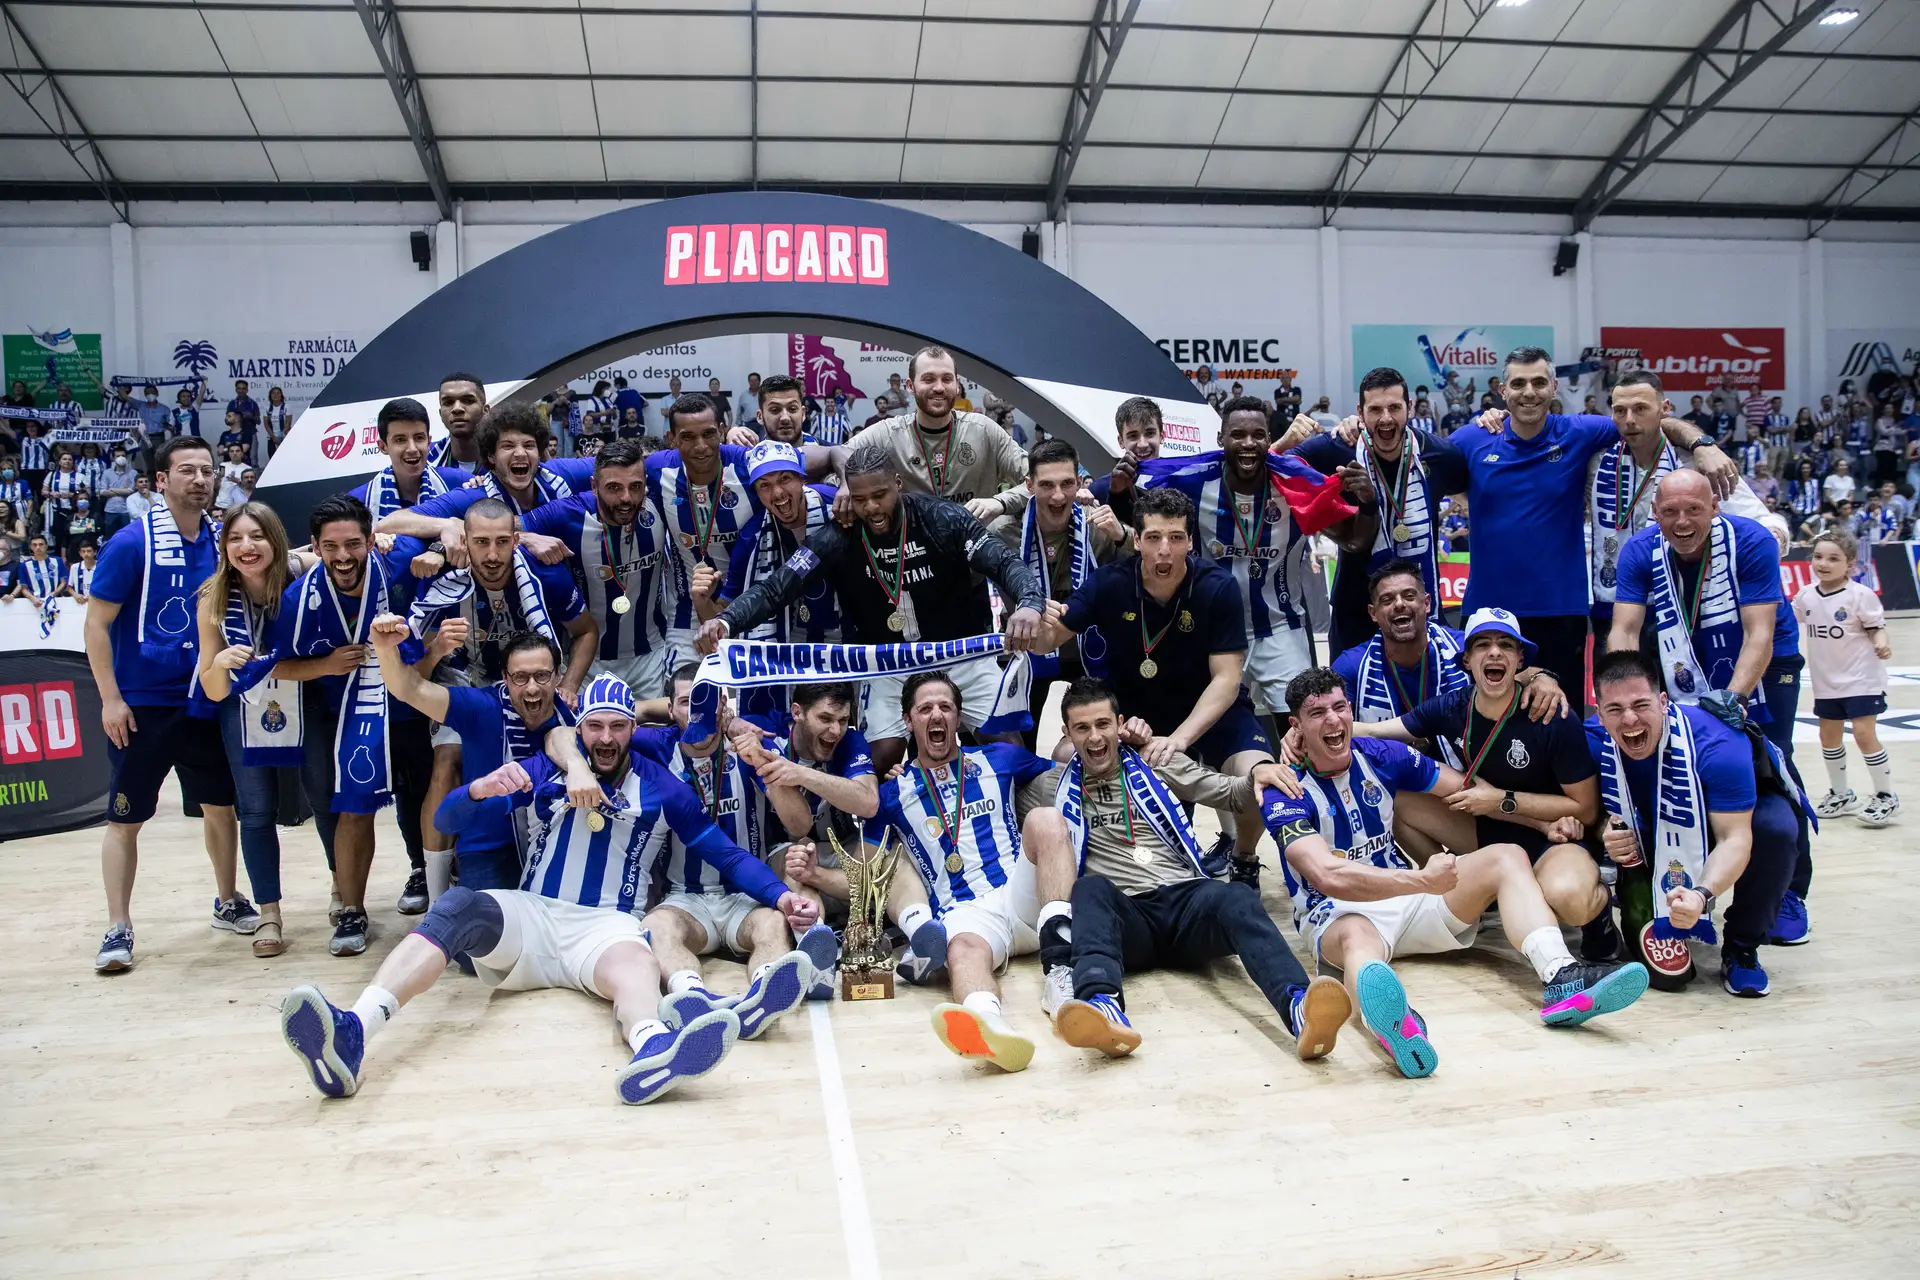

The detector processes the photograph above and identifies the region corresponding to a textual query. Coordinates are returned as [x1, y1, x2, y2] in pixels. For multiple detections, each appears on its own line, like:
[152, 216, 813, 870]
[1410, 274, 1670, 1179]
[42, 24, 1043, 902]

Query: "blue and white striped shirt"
[1142, 454, 1315, 639]
[866, 744, 1056, 916]
[661, 740, 769, 896]
[722, 483, 842, 643]
[524, 492, 670, 666]
[647, 445, 761, 640]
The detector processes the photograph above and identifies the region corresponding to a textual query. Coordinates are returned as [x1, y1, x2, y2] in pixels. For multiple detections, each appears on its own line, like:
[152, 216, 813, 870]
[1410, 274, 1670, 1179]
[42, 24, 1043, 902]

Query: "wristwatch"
[1500, 790, 1517, 814]
[1695, 887, 1718, 916]
[1682, 436, 1712, 454]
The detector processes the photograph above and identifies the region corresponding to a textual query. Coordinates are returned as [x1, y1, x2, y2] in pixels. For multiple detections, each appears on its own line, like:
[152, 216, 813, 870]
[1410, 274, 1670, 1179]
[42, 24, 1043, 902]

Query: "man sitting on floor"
[278, 674, 821, 1106]
[1259, 668, 1649, 1080]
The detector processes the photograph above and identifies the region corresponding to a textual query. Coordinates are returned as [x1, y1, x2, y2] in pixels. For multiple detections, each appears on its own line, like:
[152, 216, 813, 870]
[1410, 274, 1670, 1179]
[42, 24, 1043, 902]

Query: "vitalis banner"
[1350, 325, 1557, 394]
[155, 332, 371, 420]
[0, 649, 111, 840]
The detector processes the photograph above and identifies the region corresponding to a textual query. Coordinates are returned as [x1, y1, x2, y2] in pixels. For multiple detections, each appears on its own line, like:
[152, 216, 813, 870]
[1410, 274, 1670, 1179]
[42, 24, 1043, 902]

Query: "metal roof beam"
[1571, 0, 1831, 231]
[1807, 94, 1920, 234]
[0, 1, 129, 221]
[1044, 0, 1140, 221]
[350, 0, 451, 220]
[1320, 0, 1497, 225]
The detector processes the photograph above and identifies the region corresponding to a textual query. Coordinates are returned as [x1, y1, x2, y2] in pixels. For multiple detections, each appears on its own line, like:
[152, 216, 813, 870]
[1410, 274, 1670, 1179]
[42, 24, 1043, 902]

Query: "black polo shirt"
[1062, 554, 1254, 738]
[1401, 686, 1595, 856]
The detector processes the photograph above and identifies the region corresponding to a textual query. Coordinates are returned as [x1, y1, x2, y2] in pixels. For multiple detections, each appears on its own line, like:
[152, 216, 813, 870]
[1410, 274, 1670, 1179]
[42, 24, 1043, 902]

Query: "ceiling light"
[1495, 0, 1530, 7]
[1819, 8, 1859, 24]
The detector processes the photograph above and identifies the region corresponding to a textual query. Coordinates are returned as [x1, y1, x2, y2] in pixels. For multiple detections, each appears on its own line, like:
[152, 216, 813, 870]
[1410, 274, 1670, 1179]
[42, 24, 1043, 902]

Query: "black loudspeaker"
[1021, 228, 1041, 259]
[1553, 238, 1580, 276]
[411, 229, 432, 271]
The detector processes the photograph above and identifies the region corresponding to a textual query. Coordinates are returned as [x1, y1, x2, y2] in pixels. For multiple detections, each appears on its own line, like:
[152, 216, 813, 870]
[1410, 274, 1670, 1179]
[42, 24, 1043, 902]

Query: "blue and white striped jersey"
[866, 744, 1056, 915]
[19, 433, 51, 470]
[523, 492, 670, 666]
[722, 483, 842, 643]
[661, 739, 771, 897]
[1141, 453, 1316, 639]
[647, 445, 761, 640]
[1259, 738, 1441, 933]
[426, 437, 485, 475]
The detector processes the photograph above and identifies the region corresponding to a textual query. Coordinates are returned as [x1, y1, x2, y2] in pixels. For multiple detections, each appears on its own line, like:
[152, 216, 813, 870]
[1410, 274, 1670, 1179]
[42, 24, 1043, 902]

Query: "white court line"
[809, 1003, 882, 1280]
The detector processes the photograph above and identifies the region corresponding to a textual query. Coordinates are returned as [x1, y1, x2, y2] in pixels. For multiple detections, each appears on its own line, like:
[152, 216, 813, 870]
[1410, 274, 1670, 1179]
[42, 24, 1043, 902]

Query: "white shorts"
[594, 648, 669, 703]
[431, 719, 462, 750]
[651, 889, 766, 955]
[1243, 626, 1313, 714]
[1309, 893, 1479, 965]
[470, 890, 650, 995]
[860, 654, 1006, 743]
[940, 851, 1040, 969]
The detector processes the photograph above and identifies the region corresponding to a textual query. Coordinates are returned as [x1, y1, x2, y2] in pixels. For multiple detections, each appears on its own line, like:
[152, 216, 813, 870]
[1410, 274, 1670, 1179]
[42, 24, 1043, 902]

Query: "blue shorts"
[107, 703, 235, 825]
[1811, 694, 1886, 721]
[1190, 700, 1273, 769]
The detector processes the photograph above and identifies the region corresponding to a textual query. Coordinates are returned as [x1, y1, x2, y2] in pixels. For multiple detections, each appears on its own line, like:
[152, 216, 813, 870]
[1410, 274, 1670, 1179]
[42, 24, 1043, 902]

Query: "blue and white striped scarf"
[204, 580, 303, 764]
[136, 502, 202, 672]
[1596, 702, 1714, 943]
[478, 464, 576, 514]
[1352, 622, 1468, 731]
[285, 555, 400, 813]
[1019, 499, 1101, 682]
[1649, 515, 1740, 706]
[408, 545, 556, 681]
[364, 463, 452, 522]
[1055, 745, 1203, 874]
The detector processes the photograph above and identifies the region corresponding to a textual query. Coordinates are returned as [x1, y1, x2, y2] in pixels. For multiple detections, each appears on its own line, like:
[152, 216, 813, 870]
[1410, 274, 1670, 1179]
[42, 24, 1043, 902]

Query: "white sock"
[625, 1017, 669, 1053]
[1823, 745, 1849, 795]
[1863, 749, 1893, 797]
[667, 969, 704, 994]
[1038, 899, 1071, 930]
[1521, 926, 1575, 984]
[351, 986, 399, 1042]
[962, 990, 1002, 1019]
[898, 903, 933, 937]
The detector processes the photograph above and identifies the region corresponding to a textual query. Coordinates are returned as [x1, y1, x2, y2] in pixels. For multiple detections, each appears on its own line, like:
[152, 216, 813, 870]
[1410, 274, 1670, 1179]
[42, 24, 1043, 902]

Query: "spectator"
[1813, 393, 1838, 435]
[542, 387, 580, 454]
[76, 441, 108, 493]
[1872, 407, 1904, 486]
[1273, 374, 1301, 421]
[873, 371, 909, 417]
[618, 405, 645, 438]
[40, 447, 87, 546]
[0, 457, 29, 524]
[227, 379, 260, 439]
[1875, 480, 1910, 535]
[5, 532, 62, 606]
[706, 376, 732, 427]
[1741, 383, 1768, 441]
[737, 371, 763, 427]
[1195, 363, 1224, 407]
[1484, 374, 1507, 409]
[236, 467, 259, 508]
[813, 388, 852, 445]
[1749, 459, 1779, 507]
[0, 534, 13, 593]
[218, 409, 252, 460]
[0, 499, 25, 544]
[1308, 395, 1340, 430]
[66, 538, 98, 602]
[585, 380, 617, 434]
[2, 378, 32, 409]
[1440, 493, 1469, 553]
[170, 385, 203, 439]
[1823, 455, 1857, 506]
[49, 384, 81, 423]
[124, 472, 154, 522]
[1707, 373, 1743, 431]
[612, 375, 644, 423]
[64, 495, 98, 560]
[1410, 397, 1438, 435]
[99, 445, 138, 540]
[1683, 394, 1715, 435]
[1735, 434, 1765, 477]
[1582, 393, 1600, 415]
[1791, 405, 1816, 448]
[99, 378, 139, 421]
[1439, 398, 1470, 436]
[263, 386, 293, 459]
[1764, 395, 1791, 460]
[1441, 370, 1475, 417]
[136, 384, 170, 440]
[217, 442, 251, 508]
[1845, 399, 1873, 473]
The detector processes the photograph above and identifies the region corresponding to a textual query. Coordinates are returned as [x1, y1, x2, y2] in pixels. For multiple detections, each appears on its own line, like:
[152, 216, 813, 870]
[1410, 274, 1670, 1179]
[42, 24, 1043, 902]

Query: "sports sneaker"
[930, 1003, 1035, 1072]
[616, 1008, 741, 1105]
[395, 868, 429, 915]
[94, 924, 134, 974]
[1767, 890, 1810, 946]
[280, 984, 364, 1098]
[1722, 944, 1770, 998]
[1040, 964, 1074, 1020]
[797, 923, 840, 1001]
[660, 983, 740, 1028]
[1055, 992, 1141, 1058]
[1281, 975, 1350, 1061]
[1859, 792, 1902, 828]
[1541, 960, 1651, 1027]
[1228, 854, 1262, 891]
[1353, 960, 1437, 1078]
[896, 918, 949, 986]
[1579, 909, 1624, 962]
[731, 951, 814, 1040]
[329, 908, 369, 957]
[211, 894, 262, 935]
[1199, 830, 1234, 879]
[1814, 788, 1862, 820]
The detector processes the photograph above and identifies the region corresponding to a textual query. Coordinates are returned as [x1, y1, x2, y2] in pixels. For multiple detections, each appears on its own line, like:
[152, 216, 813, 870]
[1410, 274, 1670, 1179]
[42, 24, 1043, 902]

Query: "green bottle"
[1611, 818, 1696, 991]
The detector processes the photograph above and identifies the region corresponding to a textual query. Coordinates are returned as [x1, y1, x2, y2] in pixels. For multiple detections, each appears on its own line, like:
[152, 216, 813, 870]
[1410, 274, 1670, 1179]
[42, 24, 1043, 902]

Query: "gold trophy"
[829, 829, 901, 1001]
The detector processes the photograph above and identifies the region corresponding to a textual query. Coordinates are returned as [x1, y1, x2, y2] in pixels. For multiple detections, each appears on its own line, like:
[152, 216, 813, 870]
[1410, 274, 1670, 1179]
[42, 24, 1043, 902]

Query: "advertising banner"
[1828, 328, 1920, 403]
[1596, 327, 1786, 394]
[4, 330, 106, 410]
[1350, 326, 1556, 396]
[0, 649, 110, 840]
[154, 332, 371, 420]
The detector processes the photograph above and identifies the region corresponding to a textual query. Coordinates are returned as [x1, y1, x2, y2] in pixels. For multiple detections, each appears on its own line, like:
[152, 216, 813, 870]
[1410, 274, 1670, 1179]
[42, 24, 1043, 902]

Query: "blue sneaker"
[1054, 991, 1141, 1057]
[94, 924, 134, 974]
[1767, 891, 1810, 946]
[1541, 960, 1650, 1027]
[1722, 944, 1770, 998]
[280, 984, 365, 1098]
[616, 1008, 741, 1105]
[732, 951, 814, 1040]
[659, 983, 738, 1029]
[897, 918, 949, 986]
[798, 923, 840, 1001]
[1354, 960, 1438, 1079]
[1199, 830, 1234, 879]
[1282, 975, 1351, 1061]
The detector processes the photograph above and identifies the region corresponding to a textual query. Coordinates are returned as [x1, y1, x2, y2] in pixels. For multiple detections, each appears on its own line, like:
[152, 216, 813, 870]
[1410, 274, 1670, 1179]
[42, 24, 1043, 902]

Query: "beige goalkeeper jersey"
[845, 411, 1028, 505]
[1074, 753, 1254, 896]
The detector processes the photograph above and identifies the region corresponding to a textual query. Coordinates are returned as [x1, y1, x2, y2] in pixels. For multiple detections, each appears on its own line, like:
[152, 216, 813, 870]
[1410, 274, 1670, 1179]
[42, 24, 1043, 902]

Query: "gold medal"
[1133, 848, 1155, 866]
[796, 603, 810, 623]
[1392, 521, 1411, 543]
[587, 811, 606, 832]
[888, 611, 907, 633]
[944, 852, 964, 874]
[610, 595, 631, 616]
[1138, 658, 1158, 679]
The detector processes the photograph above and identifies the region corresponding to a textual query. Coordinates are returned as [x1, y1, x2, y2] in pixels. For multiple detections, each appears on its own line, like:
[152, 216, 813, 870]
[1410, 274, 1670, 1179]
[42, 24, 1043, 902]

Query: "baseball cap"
[1457, 607, 1538, 667]
[745, 439, 804, 485]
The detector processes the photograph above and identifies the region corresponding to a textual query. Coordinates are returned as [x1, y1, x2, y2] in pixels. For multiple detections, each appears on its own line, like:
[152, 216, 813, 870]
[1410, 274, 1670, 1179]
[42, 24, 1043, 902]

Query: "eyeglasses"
[505, 668, 557, 688]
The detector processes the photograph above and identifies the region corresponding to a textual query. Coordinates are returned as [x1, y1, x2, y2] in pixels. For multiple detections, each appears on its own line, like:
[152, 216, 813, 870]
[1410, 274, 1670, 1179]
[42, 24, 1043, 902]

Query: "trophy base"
[840, 967, 896, 1001]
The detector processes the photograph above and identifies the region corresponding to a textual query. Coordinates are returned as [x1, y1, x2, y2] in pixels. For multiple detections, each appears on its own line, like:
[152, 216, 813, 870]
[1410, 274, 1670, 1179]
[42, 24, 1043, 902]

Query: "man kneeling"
[278, 675, 820, 1105]
[1261, 669, 1649, 1079]
[1047, 678, 1352, 1062]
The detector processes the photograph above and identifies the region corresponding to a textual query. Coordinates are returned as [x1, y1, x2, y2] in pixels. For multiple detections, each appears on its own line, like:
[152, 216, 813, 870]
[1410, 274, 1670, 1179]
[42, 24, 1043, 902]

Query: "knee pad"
[414, 885, 505, 961]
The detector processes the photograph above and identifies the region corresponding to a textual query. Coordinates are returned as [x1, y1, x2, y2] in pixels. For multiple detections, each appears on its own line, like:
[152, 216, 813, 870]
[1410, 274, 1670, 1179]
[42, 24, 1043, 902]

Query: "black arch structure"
[259, 191, 1203, 525]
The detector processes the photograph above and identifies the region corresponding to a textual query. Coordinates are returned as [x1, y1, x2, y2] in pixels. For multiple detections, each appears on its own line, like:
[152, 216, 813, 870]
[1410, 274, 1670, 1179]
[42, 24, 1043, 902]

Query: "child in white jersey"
[1793, 531, 1898, 826]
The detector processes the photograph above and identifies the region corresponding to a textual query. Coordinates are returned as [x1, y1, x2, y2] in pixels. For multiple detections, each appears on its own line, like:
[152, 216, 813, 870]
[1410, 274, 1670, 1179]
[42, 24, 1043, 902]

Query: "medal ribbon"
[687, 474, 721, 562]
[1229, 487, 1264, 555]
[1386, 644, 1428, 714]
[859, 515, 909, 609]
[1680, 538, 1712, 632]
[914, 762, 960, 852]
[599, 522, 626, 596]
[1460, 690, 1520, 783]
[696, 748, 726, 824]
[1370, 441, 1414, 536]
[1610, 448, 1663, 532]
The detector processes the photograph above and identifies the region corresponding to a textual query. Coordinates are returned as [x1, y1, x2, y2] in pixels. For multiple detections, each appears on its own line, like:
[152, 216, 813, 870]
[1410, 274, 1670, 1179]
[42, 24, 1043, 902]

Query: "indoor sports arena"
[2, 0, 1918, 1275]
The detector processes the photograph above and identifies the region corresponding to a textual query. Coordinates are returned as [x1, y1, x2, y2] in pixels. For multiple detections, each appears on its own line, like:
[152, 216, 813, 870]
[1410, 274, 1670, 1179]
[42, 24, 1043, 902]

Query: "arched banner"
[258, 192, 1212, 527]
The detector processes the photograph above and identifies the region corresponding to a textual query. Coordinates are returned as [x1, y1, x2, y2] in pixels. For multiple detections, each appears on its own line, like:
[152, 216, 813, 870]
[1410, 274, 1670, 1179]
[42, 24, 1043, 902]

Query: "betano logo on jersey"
[665, 225, 890, 286]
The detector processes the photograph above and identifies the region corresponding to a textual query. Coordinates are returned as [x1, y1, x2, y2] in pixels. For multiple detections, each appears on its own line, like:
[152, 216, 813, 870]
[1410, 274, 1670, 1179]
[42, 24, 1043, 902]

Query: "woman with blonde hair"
[195, 501, 315, 956]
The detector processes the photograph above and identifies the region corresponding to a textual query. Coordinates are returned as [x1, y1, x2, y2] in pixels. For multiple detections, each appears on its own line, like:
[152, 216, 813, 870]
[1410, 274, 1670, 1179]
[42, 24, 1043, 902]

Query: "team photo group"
[81, 342, 1899, 1104]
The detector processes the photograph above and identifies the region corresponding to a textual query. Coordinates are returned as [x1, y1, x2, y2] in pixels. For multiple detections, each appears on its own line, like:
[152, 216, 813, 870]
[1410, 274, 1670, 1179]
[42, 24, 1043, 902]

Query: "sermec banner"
[1351, 325, 1556, 390]
[0, 650, 110, 840]
[1598, 327, 1786, 394]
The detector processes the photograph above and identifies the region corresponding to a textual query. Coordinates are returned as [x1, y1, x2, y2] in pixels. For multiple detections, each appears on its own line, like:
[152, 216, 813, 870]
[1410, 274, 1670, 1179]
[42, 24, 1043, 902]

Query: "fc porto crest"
[1834, 607, 1848, 622]
[1264, 500, 1284, 525]
[1360, 779, 1385, 807]
[1672, 663, 1696, 695]
[261, 700, 288, 733]
[1505, 738, 1531, 769]
[1660, 860, 1690, 893]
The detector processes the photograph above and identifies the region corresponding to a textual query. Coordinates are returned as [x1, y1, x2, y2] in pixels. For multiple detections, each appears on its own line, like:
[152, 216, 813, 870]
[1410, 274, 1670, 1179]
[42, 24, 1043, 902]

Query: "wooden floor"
[6, 626, 1920, 1279]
